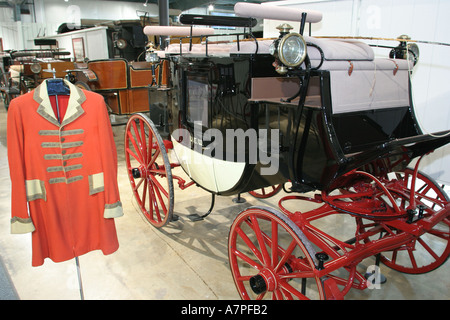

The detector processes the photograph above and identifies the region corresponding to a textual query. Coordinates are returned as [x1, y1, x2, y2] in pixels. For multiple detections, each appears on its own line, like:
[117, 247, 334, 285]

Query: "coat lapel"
[34, 79, 86, 127]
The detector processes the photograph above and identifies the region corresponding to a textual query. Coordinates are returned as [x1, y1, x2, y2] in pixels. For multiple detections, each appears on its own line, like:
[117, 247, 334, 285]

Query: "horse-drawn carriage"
[123, 2, 450, 299]
[1, 46, 73, 109]
[66, 56, 169, 116]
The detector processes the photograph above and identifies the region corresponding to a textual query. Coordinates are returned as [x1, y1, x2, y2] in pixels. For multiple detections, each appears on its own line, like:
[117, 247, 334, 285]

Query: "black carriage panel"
[148, 86, 172, 139]
[331, 106, 420, 154]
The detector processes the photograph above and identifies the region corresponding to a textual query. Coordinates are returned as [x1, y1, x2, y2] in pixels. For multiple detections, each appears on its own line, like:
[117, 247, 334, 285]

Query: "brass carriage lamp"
[269, 23, 307, 75]
[389, 34, 420, 67]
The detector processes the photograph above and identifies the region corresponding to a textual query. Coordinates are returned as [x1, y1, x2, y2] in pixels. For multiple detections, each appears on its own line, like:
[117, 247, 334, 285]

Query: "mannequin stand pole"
[75, 257, 84, 300]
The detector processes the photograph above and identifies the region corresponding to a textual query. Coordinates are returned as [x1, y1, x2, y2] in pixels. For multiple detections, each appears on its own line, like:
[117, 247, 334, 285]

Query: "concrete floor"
[0, 102, 449, 300]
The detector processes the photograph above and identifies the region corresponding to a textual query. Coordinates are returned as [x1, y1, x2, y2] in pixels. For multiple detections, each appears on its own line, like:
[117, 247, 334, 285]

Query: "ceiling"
[109, 0, 279, 12]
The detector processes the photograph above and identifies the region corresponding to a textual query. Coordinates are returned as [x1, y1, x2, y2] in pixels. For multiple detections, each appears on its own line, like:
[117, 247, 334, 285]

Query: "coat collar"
[33, 79, 86, 127]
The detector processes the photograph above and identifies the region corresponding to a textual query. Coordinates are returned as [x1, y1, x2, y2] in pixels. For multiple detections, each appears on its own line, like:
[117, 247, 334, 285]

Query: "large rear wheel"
[228, 206, 327, 300]
[125, 113, 174, 228]
[379, 169, 450, 274]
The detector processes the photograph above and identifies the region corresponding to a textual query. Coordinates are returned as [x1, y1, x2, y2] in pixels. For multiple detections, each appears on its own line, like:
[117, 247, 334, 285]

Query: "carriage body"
[158, 33, 450, 197]
[69, 58, 169, 114]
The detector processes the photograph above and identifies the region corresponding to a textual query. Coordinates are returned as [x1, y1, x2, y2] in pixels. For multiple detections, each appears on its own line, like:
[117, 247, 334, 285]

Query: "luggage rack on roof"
[145, 14, 259, 56]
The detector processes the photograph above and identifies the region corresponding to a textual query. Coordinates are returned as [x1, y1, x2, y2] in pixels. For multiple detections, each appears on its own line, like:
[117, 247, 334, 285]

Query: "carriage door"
[172, 67, 219, 193]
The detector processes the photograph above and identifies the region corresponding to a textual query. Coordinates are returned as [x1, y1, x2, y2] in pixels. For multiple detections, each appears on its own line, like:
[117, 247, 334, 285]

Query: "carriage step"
[186, 194, 215, 222]
[187, 214, 205, 222]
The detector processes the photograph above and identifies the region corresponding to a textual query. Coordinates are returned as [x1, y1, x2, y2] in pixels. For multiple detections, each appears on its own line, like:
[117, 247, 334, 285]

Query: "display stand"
[75, 257, 85, 300]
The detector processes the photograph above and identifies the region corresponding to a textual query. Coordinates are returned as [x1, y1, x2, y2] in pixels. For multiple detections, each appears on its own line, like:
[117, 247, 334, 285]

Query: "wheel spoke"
[280, 281, 308, 300]
[427, 228, 450, 241]
[151, 178, 168, 214]
[407, 248, 418, 269]
[417, 237, 440, 260]
[131, 120, 146, 163]
[139, 120, 148, 163]
[274, 239, 297, 273]
[148, 174, 169, 198]
[148, 179, 162, 222]
[249, 215, 271, 266]
[127, 130, 144, 164]
[142, 179, 148, 209]
[235, 226, 265, 265]
[271, 220, 278, 268]
[148, 148, 160, 169]
[147, 126, 153, 162]
[126, 146, 142, 165]
[134, 177, 144, 191]
[230, 247, 263, 271]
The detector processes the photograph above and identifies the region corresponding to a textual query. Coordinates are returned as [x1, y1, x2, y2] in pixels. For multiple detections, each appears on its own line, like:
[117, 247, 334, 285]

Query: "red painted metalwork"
[124, 112, 449, 298]
[228, 160, 450, 299]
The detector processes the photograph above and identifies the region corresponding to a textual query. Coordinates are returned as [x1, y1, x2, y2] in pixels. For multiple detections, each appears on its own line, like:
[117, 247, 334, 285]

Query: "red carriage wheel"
[228, 206, 328, 300]
[378, 169, 450, 274]
[248, 184, 282, 199]
[125, 113, 174, 228]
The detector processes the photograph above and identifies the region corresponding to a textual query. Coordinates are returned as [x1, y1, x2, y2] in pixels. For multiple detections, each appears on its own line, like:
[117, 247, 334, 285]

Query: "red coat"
[7, 79, 123, 266]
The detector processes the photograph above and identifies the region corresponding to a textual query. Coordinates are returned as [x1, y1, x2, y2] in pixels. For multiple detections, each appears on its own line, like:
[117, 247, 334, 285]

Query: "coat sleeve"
[97, 97, 124, 219]
[7, 99, 36, 234]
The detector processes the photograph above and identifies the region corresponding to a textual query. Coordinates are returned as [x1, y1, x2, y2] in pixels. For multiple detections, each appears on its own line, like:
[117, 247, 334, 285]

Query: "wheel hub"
[249, 275, 266, 295]
[131, 168, 141, 179]
[249, 268, 277, 295]
[132, 165, 148, 179]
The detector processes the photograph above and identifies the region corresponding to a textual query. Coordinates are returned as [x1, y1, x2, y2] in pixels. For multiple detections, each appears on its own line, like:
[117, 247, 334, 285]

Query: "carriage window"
[187, 75, 209, 127]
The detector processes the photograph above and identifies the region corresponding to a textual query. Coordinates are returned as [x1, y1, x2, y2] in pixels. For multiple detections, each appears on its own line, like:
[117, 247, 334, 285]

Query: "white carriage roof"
[143, 25, 215, 36]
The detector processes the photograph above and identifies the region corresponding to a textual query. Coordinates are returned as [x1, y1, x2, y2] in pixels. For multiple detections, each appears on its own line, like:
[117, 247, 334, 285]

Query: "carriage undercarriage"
[124, 111, 450, 300]
[122, 3, 450, 300]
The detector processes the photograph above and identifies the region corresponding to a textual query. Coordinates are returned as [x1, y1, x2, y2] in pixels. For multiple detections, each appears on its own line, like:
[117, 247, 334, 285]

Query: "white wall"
[33, 0, 159, 25]
[39, 26, 110, 61]
[0, 0, 159, 51]
[265, 0, 450, 185]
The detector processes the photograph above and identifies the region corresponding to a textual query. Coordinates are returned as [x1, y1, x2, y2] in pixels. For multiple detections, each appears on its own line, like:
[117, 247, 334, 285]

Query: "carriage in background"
[123, 2, 450, 299]
[65, 26, 213, 118]
[0, 39, 73, 109]
[66, 57, 169, 116]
